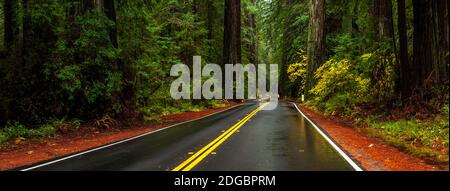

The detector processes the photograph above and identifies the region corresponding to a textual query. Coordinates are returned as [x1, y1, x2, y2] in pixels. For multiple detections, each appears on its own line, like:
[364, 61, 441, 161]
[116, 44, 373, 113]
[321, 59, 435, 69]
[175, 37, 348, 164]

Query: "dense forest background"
[0, 0, 448, 166]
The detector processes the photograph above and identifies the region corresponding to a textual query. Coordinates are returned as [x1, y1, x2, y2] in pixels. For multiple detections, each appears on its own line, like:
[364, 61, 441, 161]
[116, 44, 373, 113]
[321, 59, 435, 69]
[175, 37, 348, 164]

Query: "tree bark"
[223, 0, 241, 66]
[246, 0, 257, 65]
[207, 0, 214, 40]
[401, 0, 449, 100]
[434, 0, 449, 84]
[104, 0, 118, 48]
[397, 0, 410, 98]
[342, 0, 357, 33]
[412, 0, 435, 92]
[22, 0, 31, 66]
[372, 0, 393, 38]
[280, 0, 293, 97]
[3, 0, 15, 51]
[306, 0, 326, 93]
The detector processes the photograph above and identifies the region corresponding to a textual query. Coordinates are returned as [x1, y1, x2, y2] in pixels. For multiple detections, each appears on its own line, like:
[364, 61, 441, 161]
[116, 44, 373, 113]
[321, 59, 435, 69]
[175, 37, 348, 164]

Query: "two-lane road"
[20, 101, 360, 171]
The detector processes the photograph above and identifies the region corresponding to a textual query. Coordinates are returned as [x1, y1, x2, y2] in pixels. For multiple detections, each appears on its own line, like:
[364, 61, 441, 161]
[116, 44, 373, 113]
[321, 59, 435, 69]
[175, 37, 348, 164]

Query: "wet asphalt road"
[20, 101, 354, 171]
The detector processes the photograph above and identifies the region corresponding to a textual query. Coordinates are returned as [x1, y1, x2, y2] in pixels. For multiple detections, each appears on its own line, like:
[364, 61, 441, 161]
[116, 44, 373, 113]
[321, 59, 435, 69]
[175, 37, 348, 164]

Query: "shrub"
[287, 50, 308, 97]
[310, 58, 370, 114]
[3, 122, 31, 138]
[328, 33, 367, 59]
[357, 51, 396, 103]
[31, 124, 57, 137]
[310, 48, 397, 115]
[0, 132, 8, 144]
[209, 100, 227, 108]
[369, 117, 449, 148]
[45, 11, 122, 118]
[0, 121, 58, 144]
[443, 104, 449, 129]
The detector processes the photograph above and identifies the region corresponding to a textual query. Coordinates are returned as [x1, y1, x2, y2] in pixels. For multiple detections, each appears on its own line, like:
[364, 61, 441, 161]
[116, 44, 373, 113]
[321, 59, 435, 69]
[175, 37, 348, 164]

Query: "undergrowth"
[0, 119, 81, 145]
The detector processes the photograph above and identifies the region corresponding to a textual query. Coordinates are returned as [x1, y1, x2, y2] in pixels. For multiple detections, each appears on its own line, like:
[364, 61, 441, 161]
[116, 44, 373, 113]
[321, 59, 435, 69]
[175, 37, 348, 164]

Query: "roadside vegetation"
[258, 0, 448, 168]
[0, 119, 80, 145]
[0, 0, 448, 169]
[364, 105, 449, 166]
[0, 1, 249, 145]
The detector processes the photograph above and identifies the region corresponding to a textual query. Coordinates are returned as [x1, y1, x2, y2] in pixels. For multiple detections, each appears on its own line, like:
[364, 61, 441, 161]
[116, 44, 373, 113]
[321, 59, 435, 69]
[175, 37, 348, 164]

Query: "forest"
[0, 0, 448, 168]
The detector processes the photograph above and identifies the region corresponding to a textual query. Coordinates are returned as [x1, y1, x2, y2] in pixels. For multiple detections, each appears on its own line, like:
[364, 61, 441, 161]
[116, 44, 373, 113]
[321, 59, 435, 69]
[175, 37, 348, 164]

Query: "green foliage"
[287, 50, 308, 96]
[45, 10, 122, 118]
[260, 0, 449, 166]
[1, 0, 227, 133]
[359, 51, 397, 102]
[328, 33, 370, 59]
[117, 1, 212, 112]
[0, 132, 7, 144]
[444, 104, 449, 115]
[309, 28, 397, 115]
[257, 0, 310, 97]
[0, 121, 58, 144]
[3, 122, 31, 138]
[209, 100, 227, 108]
[0, 1, 66, 124]
[141, 99, 222, 122]
[143, 100, 201, 117]
[309, 47, 397, 115]
[368, 115, 449, 161]
[115, 0, 222, 123]
[443, 104, 449, 129]
[32, 124, 57, 137]
[310, 58, 370, 114]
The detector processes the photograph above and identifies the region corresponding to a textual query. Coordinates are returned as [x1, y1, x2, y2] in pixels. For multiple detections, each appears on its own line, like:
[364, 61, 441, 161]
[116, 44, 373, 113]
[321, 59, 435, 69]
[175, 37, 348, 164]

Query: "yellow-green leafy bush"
[311, 58, 370, 114]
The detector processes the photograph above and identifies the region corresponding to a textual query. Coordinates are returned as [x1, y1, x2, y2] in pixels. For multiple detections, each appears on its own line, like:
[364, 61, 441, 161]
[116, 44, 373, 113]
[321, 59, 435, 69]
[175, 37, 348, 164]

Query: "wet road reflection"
[22, 101, 355, 171]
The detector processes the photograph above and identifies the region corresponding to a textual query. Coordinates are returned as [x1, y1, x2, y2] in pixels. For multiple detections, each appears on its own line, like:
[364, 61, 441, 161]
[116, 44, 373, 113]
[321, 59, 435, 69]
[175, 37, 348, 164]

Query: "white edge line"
[20, 104, 244, 171]
[291, 102, 364, 172]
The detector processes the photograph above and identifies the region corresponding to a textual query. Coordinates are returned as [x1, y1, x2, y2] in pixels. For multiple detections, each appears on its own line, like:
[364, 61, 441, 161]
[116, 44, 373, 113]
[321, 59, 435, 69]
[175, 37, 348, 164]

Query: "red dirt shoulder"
[0, 103, 241, 171]
[298, 104, 441, 171]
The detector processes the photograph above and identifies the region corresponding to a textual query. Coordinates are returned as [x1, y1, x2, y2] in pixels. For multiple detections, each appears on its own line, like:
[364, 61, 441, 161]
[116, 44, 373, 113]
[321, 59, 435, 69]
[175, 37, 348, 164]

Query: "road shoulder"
[0, 103, 242, 171]
[295, 103, 441, 171]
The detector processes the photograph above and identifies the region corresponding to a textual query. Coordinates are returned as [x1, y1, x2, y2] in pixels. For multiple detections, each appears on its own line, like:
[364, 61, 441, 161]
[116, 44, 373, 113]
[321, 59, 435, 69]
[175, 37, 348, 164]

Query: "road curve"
[20, 101, 356, 171]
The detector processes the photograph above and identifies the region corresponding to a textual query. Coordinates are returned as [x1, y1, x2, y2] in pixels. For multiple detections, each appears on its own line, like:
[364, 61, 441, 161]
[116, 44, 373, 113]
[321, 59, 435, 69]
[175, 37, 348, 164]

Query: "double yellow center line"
[172, 103, 269, 171]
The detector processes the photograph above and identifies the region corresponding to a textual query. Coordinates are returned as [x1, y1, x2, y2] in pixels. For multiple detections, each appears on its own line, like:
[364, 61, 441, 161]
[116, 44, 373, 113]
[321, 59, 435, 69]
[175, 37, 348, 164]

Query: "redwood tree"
[372, 0, 393, 38]
[223, 0, 241, 66]
[245, 0, 257, 65]
[3, 0, 15, 52]
[410, 0, 446, 98]
[306, 0, 326, 93]
[397, 0, 410, 98]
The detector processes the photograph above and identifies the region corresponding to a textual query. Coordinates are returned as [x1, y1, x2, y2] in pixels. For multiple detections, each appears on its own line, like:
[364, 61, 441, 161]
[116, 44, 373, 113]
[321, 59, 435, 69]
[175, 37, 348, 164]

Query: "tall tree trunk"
[223, 0, 241, 66]
[104, 0, 118, 48]
[3, 0, 15, 52]
[93, 0, 104, 10]
[412, 0, 435, 94]
[397, 0, 410, 98]
[81, 0, 103, 12]
[246, 0, 257, 65]
[342, 0, 357, 33]
[280, 0, 293, 97]
[105, 0, 133, 109]
[372, 0, 393, 38]
[22, 0, 31, 66]
[434, 0, 449, 84]
[207, 0, 214, 40]
[410, 0, 448, 98]
[306, 0, 326, 93]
